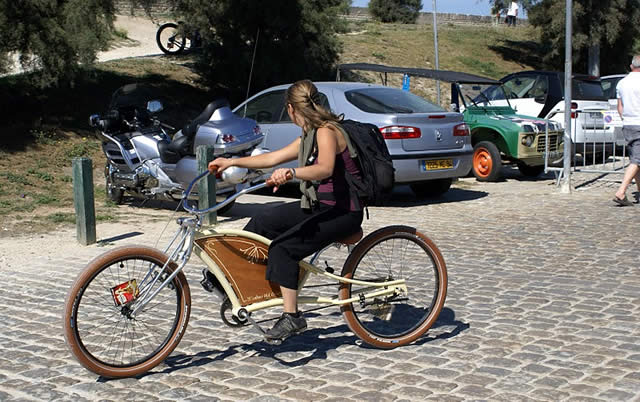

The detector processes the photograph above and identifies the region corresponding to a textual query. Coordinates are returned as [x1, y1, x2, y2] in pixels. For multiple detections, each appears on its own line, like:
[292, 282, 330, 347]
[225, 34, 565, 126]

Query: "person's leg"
[616, 135, 640, 201]
[263, 208, 363, 340]
[265, 207, 363, 292]
[615, 163, 639, 200]
[244, 201, 309, 239]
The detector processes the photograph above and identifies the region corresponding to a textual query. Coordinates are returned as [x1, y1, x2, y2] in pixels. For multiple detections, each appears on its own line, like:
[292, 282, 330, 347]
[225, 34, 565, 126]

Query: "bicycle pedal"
[200, 276, 215, 293]
[323, 261, 334, 274]
[200, 269, 222, 298]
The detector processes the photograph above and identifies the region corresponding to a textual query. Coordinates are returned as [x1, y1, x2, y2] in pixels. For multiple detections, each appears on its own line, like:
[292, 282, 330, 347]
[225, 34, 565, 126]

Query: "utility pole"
[561, 0, 572, 193]
[432, 0, 441, 106]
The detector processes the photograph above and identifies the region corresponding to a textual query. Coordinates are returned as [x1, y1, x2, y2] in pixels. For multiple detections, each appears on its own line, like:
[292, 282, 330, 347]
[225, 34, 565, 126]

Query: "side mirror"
[534, 96, 546, 104]
[89, 114, 100, 127]
[147, 100, 164, 114]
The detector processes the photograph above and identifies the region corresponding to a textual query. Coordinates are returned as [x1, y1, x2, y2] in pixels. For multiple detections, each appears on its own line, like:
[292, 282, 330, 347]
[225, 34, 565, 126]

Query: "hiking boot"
[264, 312, 307, 342]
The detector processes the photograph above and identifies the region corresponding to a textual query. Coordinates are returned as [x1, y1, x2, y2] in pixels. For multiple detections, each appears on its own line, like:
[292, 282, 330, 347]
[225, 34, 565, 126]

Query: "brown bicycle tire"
[339, 225, 447, 348]
[63, 246, 191, 378]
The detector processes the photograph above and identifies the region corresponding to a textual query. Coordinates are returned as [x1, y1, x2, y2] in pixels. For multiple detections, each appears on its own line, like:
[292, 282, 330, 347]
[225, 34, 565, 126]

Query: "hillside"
[0, 20, 541, 235]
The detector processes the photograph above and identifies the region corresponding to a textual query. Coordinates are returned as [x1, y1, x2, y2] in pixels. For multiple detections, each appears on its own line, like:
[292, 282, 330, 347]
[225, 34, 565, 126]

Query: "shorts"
[622, 126, 640, 165]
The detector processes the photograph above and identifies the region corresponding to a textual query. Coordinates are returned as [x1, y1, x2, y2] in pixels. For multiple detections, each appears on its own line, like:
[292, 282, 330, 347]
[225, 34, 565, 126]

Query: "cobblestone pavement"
[1, 169, 639, 401]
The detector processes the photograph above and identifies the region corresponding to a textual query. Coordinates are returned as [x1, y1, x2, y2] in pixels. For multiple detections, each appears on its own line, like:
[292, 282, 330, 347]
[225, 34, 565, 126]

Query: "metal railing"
[545, 109, 629, 181]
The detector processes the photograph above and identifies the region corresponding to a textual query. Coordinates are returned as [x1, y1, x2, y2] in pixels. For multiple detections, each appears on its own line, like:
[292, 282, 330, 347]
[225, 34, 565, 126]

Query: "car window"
[601, 77, 623, 99]
[235, 90, 286, 123]
[570, 79, 608, 101]
[279, 91, 330, 122]
[525, 76, 549, 98]
[344, 87, 444, 114]
[503, 75, 537, 98]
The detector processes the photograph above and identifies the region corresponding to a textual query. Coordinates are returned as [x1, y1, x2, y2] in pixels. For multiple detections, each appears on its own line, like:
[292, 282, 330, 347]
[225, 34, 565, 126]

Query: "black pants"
[244, 201, 363, 290]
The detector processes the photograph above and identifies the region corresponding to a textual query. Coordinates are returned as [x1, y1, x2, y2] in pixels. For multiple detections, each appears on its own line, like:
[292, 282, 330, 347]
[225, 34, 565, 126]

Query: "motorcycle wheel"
[105, 165, 124, 204]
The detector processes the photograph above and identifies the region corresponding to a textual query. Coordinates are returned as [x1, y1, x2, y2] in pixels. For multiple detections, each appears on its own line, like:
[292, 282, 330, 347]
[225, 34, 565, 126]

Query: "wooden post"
[196, 145, 217, 225]
[72, 157, 96, 245]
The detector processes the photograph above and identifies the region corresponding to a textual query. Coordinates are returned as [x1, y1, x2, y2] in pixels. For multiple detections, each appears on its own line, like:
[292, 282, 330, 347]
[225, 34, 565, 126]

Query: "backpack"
[339, 119, 395, 209]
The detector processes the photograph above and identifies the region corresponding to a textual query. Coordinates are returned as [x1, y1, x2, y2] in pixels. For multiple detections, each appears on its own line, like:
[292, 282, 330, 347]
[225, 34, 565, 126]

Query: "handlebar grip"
[208, 164, 219, 174]
[265, 169, 294, 187]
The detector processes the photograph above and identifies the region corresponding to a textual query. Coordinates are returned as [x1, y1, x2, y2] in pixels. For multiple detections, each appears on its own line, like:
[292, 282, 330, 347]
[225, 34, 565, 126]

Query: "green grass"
[339, 21, 540, 103]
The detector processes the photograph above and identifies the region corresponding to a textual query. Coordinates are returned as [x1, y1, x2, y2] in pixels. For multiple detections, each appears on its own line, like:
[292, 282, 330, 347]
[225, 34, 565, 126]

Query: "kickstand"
[245, 314, 283, 345]
[245, 314, 266, 336]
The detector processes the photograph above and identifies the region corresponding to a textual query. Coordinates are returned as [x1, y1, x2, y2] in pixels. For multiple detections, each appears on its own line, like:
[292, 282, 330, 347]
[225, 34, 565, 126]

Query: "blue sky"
[352, 0, 494, 16]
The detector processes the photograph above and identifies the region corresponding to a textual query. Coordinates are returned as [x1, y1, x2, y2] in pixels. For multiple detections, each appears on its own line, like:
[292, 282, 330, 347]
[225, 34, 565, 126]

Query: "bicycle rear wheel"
[63, 246, 191, 378]
[339, 226, 447, 348]
[156, 22, 187, 54]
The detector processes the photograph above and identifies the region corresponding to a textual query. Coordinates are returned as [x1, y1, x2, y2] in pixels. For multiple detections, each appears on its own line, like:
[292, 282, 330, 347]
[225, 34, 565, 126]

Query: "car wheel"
[410, 178, 452, 198]
[517, 163, 545, 178]
[472, 141, 502, 182]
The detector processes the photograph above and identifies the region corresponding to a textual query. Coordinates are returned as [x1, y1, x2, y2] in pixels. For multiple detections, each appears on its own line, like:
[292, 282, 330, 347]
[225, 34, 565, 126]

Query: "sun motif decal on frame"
[239, 243, 268, 264]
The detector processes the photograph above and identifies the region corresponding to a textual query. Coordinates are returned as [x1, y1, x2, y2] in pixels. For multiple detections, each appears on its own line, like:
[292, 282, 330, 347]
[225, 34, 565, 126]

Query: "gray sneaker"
[264, 312, 307, 342]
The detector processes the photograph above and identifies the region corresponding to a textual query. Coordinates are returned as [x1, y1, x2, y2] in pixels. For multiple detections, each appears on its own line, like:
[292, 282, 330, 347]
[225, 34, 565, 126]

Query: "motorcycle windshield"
[109, 83, 159, 109]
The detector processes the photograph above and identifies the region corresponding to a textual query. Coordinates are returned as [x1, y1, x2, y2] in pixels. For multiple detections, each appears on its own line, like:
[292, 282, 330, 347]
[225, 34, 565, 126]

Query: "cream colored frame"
[193, 227, 407, 319]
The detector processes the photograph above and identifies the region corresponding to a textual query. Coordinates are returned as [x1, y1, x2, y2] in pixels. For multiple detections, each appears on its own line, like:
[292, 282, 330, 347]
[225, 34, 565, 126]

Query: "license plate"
[421, 159, 453, 171]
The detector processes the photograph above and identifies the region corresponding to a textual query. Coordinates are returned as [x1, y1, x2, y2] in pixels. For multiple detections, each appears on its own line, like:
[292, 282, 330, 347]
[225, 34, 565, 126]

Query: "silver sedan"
[233, 82, 472, 197]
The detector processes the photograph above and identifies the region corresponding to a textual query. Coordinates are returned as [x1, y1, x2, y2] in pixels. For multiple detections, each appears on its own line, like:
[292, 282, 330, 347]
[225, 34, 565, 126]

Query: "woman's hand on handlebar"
[268, 168, 294, 193]
[208, 157, 234, 173]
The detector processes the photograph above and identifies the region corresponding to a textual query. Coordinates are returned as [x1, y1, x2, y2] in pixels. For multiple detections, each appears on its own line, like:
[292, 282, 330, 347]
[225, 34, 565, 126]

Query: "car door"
[501, 73, 548, 117]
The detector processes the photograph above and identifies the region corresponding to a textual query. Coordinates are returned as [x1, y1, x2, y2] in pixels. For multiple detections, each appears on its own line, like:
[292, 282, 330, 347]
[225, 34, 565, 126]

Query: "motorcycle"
[89, 83, 268, 214]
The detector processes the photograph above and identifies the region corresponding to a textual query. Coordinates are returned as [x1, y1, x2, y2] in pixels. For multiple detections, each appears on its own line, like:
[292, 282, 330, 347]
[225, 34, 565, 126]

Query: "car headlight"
[521, 134, 535, 147]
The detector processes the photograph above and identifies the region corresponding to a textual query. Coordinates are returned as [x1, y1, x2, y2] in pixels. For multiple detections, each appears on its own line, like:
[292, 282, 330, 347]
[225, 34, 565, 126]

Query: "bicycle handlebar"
[181, 166, 290, 215]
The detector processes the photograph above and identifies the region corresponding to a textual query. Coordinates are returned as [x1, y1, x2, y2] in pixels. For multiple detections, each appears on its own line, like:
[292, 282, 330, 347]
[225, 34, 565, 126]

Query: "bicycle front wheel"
[63, 246, 191, 378]
[339, 226, 447, 348]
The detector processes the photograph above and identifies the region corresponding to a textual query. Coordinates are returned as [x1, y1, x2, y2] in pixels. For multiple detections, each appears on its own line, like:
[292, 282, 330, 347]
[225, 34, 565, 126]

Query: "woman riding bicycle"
[210, 79, 364, 342]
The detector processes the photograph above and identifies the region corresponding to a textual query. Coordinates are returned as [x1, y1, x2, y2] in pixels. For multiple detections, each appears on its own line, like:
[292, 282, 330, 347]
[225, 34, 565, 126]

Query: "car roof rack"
[337, 63, 500, 85]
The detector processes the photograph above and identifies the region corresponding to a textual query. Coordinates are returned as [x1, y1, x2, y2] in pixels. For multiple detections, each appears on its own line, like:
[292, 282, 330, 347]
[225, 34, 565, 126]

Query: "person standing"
[506, 1, 519, 27]
[613, 55, 640, 206]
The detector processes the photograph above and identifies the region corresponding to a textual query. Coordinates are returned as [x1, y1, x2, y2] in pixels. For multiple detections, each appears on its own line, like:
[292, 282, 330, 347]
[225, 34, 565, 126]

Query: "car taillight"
[217, 134, 236, 144]
[571, 102, 578, 119]
[453, 123, 470, 136]
[380, 126, 421, 139]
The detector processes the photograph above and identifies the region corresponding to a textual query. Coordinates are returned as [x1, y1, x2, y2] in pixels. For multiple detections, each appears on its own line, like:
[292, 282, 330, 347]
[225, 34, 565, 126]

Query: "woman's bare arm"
[210, 137, 300, 171]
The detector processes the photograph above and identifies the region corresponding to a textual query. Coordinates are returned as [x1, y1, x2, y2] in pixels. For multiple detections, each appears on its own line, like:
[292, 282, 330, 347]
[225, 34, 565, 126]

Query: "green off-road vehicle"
[337, 63, 565, 182]
[452, 79, 564, 181]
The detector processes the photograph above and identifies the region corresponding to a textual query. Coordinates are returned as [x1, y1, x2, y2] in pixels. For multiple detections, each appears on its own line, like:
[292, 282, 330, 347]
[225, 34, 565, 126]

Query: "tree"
[369, 0, 422, 24]
[528, 0, 640, 75]
[173, 0, 351, 104]
[0, 0, 116, 87]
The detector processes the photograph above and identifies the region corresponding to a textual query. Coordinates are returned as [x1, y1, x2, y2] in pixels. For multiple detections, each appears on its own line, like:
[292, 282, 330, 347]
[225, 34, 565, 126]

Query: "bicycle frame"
[131, 171, 407, 322]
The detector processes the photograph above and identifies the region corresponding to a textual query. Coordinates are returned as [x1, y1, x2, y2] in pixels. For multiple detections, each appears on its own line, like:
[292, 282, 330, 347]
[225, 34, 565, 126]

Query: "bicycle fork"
[130, 218, 197, 317]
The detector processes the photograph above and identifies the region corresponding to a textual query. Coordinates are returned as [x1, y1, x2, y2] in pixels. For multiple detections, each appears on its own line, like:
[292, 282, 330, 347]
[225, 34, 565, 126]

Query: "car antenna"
[245, 27, 261, 105]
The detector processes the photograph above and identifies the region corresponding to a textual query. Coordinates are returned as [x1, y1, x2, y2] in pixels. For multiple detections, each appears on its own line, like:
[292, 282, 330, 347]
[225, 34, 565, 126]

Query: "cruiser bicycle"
[62, 167, 448, 378]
